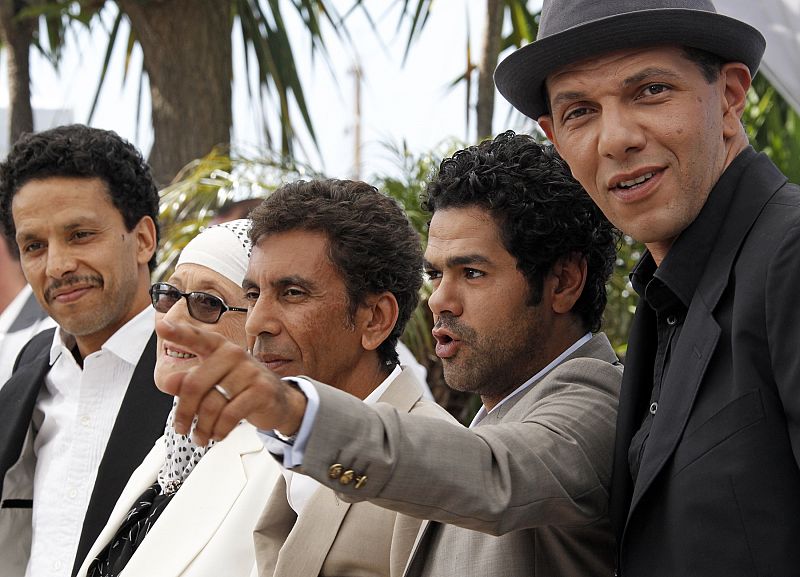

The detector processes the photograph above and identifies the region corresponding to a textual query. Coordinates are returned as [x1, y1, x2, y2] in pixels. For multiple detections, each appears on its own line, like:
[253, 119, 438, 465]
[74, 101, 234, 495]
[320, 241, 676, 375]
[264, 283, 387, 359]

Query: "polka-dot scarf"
[156, 398, 216, 494]
[155, 219, 252, 494]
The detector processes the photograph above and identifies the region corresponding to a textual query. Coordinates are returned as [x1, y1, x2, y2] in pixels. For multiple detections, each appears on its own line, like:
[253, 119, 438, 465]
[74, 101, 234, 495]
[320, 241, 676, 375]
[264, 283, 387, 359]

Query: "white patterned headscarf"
[157, 218, 253, 494]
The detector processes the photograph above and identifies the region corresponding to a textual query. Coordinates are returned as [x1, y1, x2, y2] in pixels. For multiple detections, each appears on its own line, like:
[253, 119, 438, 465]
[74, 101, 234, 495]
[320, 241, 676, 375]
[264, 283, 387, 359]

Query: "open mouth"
[436, 333, 453, 345]
[432, 327, 460, 359]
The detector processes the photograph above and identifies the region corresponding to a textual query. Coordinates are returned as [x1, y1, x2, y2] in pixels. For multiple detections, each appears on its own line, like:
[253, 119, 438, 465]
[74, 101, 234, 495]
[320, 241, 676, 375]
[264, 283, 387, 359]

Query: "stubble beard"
[50, 273, 139, 341]
[441, 311, 545, 403]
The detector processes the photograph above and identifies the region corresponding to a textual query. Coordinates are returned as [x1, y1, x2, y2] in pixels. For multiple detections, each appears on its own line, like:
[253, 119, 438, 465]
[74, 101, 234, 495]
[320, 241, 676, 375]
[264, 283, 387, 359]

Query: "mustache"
[45, 275, 103, 302]
[433, 315, 476, 340]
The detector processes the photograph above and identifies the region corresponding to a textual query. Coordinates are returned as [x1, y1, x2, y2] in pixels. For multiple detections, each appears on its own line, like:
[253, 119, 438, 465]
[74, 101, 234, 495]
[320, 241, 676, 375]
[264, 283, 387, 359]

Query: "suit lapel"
[73, 333, 173, 576]
[624, 153, 788, 527]
[375, 368, 424, 412]
[628, 300, 720, 518]
[253, 477, 298, 577]
[268, 369, 424, 577]
[395, 367, 465, 577]
[402, 519, 434, 577]
[122, 424, 263, 576]
[274, 482, 354, 577]
[0, 328, 54, 499]
[75, 440, 165, 576]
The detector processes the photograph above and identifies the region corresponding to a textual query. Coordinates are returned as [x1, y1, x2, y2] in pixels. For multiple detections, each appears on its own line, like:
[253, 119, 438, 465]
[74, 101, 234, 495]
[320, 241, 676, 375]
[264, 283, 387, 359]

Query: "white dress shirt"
[25, 306, 153, 577]
[0, 285, 56, 387]
[278, 365, 403, 516]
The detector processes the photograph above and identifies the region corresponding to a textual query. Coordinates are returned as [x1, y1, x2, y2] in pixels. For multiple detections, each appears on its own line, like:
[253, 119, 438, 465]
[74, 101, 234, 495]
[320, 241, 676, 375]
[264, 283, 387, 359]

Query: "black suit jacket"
[0, 328, 173, 576]
[611, 151, 800, 576]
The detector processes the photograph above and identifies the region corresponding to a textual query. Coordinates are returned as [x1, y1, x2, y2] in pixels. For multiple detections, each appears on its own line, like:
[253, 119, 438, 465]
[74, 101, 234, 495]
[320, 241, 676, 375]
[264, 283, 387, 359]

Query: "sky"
[0, 0, 542, 180]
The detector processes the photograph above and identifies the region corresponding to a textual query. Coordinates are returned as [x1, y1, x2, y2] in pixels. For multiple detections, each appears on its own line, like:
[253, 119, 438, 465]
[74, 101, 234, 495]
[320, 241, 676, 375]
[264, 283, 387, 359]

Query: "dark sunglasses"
[149, 282, 248, 324]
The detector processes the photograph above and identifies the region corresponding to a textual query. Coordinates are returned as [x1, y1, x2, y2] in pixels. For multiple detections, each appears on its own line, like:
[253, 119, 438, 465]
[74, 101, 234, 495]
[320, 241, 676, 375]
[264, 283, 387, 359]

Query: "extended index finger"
[155, 318, 225, 358]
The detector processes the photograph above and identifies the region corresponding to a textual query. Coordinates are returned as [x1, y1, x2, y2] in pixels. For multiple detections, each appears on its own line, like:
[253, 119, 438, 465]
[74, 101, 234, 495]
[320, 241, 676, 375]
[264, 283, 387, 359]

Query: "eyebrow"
[15, 230, 38, 244]
[622, 67, 682, 87]
[274, 275, 318, 291]
[16, 220, 98, 243]
[549, 67, 682, 110]
[425, 254, 492, 269]
[550, 90, 589, 111]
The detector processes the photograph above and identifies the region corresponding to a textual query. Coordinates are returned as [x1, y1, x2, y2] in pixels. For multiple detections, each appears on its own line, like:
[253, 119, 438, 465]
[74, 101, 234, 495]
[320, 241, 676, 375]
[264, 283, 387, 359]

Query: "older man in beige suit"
[159, 133, 621, 576]
[231, 179, 454, 577]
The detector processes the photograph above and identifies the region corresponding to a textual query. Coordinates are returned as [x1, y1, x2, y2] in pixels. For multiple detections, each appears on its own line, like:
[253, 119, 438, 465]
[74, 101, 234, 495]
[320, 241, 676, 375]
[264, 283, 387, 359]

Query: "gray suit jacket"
[296, 333, 621, 576]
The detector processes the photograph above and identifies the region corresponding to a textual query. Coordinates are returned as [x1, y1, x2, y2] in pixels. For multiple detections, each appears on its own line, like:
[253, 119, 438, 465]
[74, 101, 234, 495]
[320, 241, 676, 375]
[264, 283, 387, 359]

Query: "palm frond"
[156, 147, 321, 280]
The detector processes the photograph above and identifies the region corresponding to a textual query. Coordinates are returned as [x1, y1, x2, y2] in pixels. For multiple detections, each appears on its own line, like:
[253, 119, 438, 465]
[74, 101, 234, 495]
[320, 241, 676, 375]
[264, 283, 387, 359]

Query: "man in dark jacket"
[495, 1, 800, 575]
[0, 125, 172, 577]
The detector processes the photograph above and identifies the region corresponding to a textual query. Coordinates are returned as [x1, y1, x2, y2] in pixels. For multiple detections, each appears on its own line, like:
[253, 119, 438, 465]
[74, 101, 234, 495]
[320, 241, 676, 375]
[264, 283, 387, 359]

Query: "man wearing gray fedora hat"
[496, 1, 800, 576]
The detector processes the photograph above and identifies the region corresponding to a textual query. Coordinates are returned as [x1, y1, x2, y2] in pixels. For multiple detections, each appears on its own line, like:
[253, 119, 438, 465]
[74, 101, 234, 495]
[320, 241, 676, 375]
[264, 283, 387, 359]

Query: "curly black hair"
[249, 179, 423, 366]
[423, 130, 618, 332]
[0, 124, 160, 270]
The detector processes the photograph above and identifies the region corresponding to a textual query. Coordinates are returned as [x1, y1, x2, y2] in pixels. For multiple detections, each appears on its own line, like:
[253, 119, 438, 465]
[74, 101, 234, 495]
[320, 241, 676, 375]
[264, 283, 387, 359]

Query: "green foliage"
[155, 147, 320, 281]
[745, 74, 800, 183]
[368, 139, 461, 244]
[603, 235, 642, 357]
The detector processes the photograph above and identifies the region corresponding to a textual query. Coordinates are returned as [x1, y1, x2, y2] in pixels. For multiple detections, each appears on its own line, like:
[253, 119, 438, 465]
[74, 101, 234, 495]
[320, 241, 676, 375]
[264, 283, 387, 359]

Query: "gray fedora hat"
[495, 0, 766, 120]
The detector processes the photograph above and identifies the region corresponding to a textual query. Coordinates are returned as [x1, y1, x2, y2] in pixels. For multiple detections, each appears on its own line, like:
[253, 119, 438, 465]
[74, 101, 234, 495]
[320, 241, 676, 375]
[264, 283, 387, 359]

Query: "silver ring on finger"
[213, 384, 232, 402]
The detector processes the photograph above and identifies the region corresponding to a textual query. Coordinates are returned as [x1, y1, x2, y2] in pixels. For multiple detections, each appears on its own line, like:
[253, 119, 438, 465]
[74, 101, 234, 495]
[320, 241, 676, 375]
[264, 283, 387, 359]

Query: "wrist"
[273, 379, 307, 440]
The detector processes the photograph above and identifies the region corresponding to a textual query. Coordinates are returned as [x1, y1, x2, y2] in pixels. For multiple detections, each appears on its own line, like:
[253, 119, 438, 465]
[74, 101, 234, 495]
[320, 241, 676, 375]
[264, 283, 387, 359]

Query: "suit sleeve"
[298, 358, 620, 536]
[766, 220, 800, 469]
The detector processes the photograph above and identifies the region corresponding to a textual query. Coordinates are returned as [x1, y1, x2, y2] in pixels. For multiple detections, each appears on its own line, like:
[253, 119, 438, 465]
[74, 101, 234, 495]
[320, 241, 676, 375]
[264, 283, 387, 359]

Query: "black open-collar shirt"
[626, 147, 757, 482]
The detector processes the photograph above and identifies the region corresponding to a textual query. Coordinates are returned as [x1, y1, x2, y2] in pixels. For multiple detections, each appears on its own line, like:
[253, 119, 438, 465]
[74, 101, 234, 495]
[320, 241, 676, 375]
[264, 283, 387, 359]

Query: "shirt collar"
[363, 364, 403, 405]
[49, 305, 153, 366]
[469, 332, 593, 428]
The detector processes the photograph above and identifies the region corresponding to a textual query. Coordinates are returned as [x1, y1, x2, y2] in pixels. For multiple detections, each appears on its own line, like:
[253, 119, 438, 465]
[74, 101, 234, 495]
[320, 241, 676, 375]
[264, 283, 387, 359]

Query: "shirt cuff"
[256, 377, 319, 469]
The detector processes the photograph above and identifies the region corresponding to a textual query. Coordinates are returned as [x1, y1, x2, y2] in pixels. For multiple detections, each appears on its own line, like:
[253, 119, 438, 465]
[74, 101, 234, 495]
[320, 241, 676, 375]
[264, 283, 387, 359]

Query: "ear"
[720, 62, 751, 139]
[133, 215, 158, 266]
[538, 115, 559, 149]
[358, 291, 400, 353]
[546, 253, 587, 315]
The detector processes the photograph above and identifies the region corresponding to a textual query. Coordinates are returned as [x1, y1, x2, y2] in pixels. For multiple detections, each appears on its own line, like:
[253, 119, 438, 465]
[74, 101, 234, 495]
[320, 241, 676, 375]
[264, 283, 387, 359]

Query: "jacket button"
[339, 469, 355, 485]
[328, 464, 344, 479]
[354, 475, 368, 489]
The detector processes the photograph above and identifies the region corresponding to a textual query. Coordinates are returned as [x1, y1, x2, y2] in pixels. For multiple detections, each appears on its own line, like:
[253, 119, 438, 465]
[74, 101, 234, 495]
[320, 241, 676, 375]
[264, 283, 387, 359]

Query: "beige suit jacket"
[253, 368, 457, 577]
[75, 422, 281, 577]
[296, 333, 622, 577]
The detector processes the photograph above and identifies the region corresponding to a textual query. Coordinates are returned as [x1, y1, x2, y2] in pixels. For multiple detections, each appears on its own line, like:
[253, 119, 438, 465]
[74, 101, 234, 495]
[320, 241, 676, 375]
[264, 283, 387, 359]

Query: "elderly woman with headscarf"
[76, 219, 280, 577]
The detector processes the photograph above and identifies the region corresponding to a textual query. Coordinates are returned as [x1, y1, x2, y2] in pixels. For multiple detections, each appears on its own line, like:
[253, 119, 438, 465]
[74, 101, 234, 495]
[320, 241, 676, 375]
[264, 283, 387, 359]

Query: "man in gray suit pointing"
[158, 132, 622, 576]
